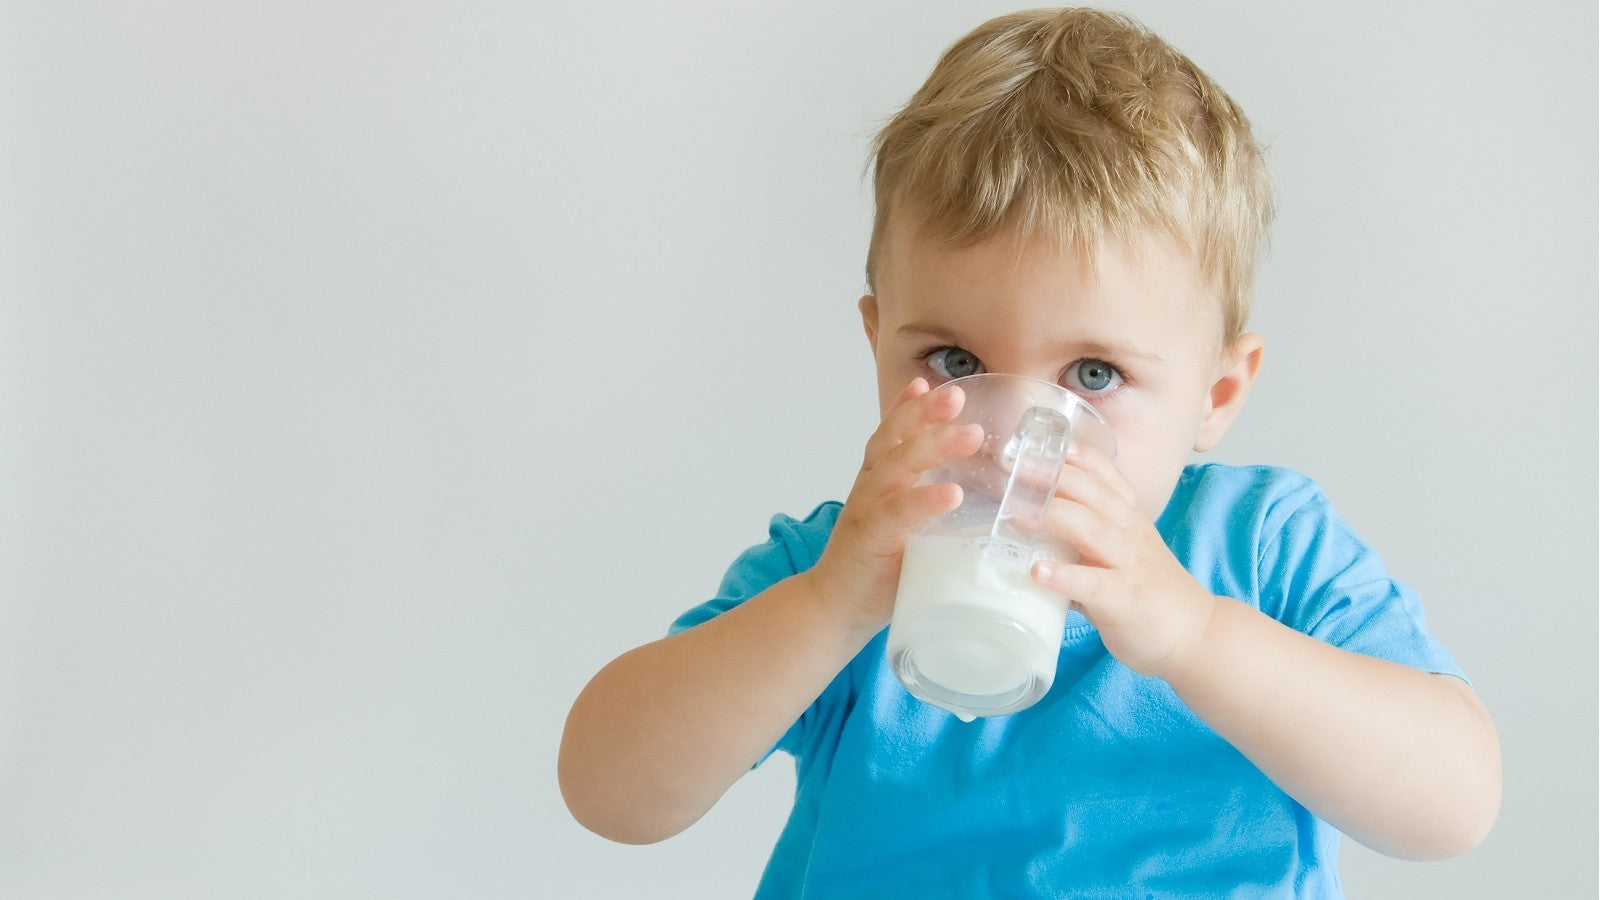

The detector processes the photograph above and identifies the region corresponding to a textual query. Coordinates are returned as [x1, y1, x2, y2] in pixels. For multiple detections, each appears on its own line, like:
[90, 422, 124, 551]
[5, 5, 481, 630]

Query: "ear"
[1193, 332, 1264, 453]
[858, 294, 880, 354]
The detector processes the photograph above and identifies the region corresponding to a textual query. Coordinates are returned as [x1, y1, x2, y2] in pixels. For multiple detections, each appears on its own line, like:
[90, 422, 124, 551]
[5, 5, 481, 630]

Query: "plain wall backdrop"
[0, 1, 1594, 897]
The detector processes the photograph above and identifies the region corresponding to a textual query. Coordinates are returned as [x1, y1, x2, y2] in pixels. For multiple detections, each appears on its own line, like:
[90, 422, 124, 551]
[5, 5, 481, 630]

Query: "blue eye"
[1067, 359, 1122, 393]
[926, 347, 984, 380]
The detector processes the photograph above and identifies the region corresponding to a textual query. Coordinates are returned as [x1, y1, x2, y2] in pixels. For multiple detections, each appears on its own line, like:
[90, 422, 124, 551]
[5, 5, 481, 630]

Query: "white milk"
[887, 533, 1069, 720]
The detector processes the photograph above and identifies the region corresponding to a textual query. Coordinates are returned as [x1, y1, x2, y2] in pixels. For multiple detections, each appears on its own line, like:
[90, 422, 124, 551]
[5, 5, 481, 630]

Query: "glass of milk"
[886, 373, 1115, 720]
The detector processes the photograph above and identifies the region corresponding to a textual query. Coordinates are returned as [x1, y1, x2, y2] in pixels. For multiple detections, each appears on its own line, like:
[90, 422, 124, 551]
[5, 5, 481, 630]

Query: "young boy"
[559, 8, 1500, 896]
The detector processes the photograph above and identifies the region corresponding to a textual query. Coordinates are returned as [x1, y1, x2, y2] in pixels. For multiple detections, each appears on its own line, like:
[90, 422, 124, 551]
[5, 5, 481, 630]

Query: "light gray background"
[0, 1, 1593, 897]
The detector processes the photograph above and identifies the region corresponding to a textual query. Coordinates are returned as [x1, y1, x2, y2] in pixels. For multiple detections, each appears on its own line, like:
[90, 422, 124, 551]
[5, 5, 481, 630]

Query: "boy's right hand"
[804, 377, 984, 635]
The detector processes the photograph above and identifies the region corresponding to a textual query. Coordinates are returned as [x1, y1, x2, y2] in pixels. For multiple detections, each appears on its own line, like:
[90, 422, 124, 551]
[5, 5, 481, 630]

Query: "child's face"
[861, 212, 1262, 521]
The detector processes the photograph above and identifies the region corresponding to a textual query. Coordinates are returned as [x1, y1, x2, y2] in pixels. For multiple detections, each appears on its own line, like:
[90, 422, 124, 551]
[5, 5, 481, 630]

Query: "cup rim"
[931, 371, 1114, 443]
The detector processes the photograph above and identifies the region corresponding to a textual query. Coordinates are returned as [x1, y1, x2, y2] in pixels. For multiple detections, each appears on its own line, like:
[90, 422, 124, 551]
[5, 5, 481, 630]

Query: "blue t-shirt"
[671, 464, 1464, 899]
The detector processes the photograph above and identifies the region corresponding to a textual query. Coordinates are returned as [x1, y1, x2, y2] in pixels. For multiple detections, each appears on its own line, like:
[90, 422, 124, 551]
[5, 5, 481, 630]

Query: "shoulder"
[762, 500, 844, 571]
[1160, 463, 1326, 542]
[1158, 463, 1343, 605]
[669, 501, 842, 635]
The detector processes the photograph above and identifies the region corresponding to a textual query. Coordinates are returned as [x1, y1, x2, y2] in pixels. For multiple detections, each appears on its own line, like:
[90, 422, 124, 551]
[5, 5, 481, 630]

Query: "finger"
[862, 381, 966, 467]
[894, 376, 930, 406]
[869, 482, 964, 549]
[1041, 451, 1154, 568]
[1038, 495, 1117, 568]
[1064, 442, 1139, 509]
[1052, 461, 1137, 530]
[1031, 558, 1113, 617]
[859, 420, 984, 497]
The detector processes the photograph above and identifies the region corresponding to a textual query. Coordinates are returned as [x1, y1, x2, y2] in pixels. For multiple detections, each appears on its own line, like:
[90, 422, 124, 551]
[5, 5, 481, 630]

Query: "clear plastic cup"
[886, 373, 1116, 720]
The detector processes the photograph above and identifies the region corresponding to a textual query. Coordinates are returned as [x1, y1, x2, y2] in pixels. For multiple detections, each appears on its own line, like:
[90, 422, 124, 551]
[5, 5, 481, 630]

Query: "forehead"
[875, 210, 1224, 350]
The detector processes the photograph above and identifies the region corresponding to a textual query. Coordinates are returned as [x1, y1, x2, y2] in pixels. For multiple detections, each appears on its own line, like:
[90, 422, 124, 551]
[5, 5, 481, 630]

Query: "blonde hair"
[867, 7, 1273, 340]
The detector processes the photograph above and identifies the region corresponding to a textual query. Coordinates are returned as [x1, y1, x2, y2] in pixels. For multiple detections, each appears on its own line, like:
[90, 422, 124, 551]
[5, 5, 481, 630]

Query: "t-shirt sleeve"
[1255, 476, 1466, 683]
[668, 502, 843, 761]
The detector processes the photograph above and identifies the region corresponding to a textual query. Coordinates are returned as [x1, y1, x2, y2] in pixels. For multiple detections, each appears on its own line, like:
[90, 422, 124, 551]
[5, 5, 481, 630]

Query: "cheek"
[1134, 469, 1187, 521]
[1121, 457, 1176, 521]
[1100, 421, 1193, 521]
[874, 362, 904, 418]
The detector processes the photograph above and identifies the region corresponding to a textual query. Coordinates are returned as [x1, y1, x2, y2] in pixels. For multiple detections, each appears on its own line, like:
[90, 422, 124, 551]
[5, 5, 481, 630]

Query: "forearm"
[558, 570, 875, 844]
[1162, 596, 1501, 860]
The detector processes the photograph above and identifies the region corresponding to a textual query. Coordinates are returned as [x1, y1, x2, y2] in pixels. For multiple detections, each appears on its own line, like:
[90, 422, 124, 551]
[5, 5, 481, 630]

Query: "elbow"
[555, 754, 630, 844]
[1364, 778, 1500, 862]
[1390, 682, 1504, 861]
[557, 699, 694, 846]
[1436, 685, 1503, 858]
[1450, 804, 1500, 859]
[1427, 751, 1502, 860]
[561, 789, 677, 846]
[558, 755, 686, 846]
[1394, 791, 1500, 861]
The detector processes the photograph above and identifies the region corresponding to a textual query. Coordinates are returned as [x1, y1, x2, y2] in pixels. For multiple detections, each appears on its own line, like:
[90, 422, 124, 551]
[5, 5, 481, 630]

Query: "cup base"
[889, 607, 1053, 720]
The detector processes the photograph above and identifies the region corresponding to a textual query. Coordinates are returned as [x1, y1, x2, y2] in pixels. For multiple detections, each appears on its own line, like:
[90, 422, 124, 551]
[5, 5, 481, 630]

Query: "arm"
[1031, 448, 1501, 860]
[1157, 598, 1500, 860]
[558, 378, 983, 844]
[558, 568, 872, 844]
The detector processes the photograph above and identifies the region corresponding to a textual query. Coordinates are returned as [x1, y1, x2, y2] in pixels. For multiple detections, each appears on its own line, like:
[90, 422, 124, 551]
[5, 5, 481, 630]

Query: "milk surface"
[887, 533, 1068, 717]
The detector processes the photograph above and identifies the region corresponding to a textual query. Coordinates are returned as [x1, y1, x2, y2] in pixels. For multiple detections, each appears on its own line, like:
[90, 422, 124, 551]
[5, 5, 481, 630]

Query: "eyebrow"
[895, 322, 961, 341]
[895, 321, 1165, 364]
[1070, 341, 1165, 364]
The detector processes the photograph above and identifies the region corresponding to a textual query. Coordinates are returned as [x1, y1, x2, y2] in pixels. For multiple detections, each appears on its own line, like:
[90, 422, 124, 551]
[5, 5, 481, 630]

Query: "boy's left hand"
[1030, 445, 1216, 682]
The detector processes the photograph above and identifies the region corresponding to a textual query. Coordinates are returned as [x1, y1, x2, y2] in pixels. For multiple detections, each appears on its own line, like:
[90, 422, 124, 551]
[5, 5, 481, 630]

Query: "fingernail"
[1033, 561, 1055, 581]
